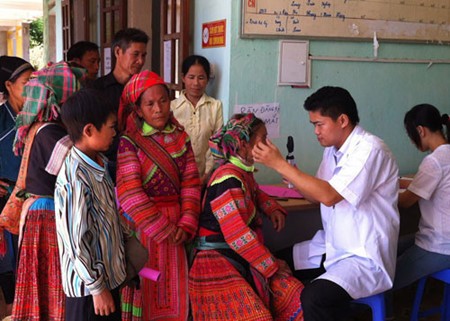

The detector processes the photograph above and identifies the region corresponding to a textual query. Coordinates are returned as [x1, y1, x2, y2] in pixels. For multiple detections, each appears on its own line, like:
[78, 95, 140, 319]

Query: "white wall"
[192, 0, 232, 120]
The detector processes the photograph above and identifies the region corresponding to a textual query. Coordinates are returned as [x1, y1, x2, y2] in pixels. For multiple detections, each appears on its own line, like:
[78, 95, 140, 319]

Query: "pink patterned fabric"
[117, 123, 201, 320]
[189, 162, 303, 321]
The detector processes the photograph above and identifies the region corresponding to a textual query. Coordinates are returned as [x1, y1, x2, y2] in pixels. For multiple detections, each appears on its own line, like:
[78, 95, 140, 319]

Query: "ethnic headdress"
[209, 113, 262, 161]
[13, 61, 86, 155]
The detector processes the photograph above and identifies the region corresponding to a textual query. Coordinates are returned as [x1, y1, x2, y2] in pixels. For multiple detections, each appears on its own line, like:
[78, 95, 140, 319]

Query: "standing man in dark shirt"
[92, 27, 149, 181]
[67, 41, 101, 80]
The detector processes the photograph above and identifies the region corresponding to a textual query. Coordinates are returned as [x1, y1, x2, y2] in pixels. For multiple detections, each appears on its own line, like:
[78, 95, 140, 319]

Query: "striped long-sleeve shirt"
[54, 146, 126, 297]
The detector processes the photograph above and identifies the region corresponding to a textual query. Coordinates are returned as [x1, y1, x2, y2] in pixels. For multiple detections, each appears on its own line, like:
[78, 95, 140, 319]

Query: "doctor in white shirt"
[253, 86, 400, 321]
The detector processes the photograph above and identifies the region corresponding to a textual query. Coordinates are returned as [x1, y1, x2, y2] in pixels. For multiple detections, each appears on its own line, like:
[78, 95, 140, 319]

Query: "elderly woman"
[116, 70, 201, 321]
[189, 114, 304, 321]
[6, 62, 85, 321]
[0, 56, 34, 318]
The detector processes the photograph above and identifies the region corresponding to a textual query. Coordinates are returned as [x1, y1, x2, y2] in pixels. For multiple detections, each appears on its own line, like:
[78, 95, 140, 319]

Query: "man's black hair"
[67, 41, 99, 61]
[111, 28, 149, 66]
[304, 86, 360, 125]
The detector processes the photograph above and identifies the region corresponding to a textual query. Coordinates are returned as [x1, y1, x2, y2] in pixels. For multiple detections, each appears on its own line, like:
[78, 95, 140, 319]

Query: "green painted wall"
[228, 3, 450, 184]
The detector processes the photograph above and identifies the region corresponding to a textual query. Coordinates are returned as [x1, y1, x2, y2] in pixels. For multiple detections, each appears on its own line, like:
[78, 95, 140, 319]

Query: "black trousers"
[65, 287, 121, 321]
[301, 279, 353, 321]
[276, 247, 353, 321]
[0, 271, 15, 304]
[275, 246, 327, 282]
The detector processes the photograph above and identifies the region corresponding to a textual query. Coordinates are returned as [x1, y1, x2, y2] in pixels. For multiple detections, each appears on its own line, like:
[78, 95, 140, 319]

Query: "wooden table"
[275, 197, 319, 211]
[260, 183, 319, 211]
[261, 186, 321, 251]
[263, 185, 420, 251]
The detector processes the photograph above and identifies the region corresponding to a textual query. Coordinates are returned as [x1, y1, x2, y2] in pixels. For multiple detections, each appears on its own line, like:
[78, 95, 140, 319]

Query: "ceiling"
[0, 0, 43, 31]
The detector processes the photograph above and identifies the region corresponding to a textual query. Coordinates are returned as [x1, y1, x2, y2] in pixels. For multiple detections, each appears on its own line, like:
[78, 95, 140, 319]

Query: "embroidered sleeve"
[116, 137, 176, 242]
[178, 141, 201, 237]
[255, 187, 287, 217]
[210, 185, 278, 278]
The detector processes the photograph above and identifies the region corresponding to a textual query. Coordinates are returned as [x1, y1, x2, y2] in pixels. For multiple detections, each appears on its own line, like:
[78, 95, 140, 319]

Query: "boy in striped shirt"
[54, 87, 126, 320]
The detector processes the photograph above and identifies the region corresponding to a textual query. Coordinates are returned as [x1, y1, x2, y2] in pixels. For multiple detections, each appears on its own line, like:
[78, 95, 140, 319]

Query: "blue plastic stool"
[353, 292, 386, 321]
[410, 268, 450, 321]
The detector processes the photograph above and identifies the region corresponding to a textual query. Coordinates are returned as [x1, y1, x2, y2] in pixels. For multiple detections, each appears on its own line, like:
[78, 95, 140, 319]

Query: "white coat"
[294, 125, 400, 299]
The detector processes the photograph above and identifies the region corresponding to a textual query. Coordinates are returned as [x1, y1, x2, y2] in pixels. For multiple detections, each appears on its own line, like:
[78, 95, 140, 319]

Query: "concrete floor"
[352, 279, 444, 321]
[0, 289, 10, 321]
[0, 277, 445, 321]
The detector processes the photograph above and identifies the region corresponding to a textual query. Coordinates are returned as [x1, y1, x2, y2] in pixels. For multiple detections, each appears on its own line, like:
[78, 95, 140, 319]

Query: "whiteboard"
[241, 0, 450, 43]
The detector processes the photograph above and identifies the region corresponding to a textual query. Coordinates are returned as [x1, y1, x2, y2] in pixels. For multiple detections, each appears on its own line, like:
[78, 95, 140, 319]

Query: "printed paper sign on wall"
[234, 103, 280, 138]
[202, 19, 226, 48]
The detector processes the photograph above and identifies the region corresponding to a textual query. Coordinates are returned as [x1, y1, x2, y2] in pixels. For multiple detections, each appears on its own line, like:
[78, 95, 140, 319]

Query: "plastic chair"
[410, 268, 450, 321]
[353, 292, 386, 321]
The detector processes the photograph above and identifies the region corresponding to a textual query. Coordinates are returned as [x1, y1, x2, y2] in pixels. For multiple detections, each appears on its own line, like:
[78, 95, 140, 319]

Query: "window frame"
[160, 0, 190, 95]
[99, 0, 127, 75]
[61, 0, 72, 61]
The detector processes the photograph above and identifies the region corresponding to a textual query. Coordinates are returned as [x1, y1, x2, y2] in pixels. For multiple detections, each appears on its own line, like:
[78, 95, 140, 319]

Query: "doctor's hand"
[270, 210, 286, 232]
[252, 139, 285, 169]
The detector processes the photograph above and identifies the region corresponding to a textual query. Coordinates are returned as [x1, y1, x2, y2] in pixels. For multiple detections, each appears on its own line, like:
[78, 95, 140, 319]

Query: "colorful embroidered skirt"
[189, 250, 304, 321]
[121, 285, 143, 321]
[12, 198, 65, 321]
[122, 201, 189, 321]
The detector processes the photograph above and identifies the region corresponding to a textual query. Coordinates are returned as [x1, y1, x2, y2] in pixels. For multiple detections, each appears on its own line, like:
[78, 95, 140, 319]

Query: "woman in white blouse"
[392, 104, 450, 304]
[171, 55, 223, 182]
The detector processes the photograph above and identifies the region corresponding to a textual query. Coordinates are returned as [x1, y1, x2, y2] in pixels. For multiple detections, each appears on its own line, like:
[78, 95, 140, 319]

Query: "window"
[99, 0, 127, 75]
[61, 0, 72, 60]
[61, 0, 98, 61]
[160, 0, 190, 96]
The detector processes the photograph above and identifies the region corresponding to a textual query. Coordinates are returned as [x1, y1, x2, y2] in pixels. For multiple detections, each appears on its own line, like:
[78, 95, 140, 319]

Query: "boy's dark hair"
[61, 88, 114, 143]
[111, 28, 148, 65]
[404, 103, 450, 149]
[182, 55, 211, 80]
[67, 41, 99, 61]
[304, 86, 360, 125]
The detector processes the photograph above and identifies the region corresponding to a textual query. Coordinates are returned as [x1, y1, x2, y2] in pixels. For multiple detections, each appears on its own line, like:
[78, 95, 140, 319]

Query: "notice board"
[241, 0, 450, 43]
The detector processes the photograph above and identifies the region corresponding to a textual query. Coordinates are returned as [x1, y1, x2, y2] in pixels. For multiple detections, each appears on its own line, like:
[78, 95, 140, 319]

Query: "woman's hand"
[0, 180, 9, 198]
[275, 259, 293, 278]
[270, 210, 286, 232]
[399, 177, 413, 189]
[171, 227, 188, 245]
